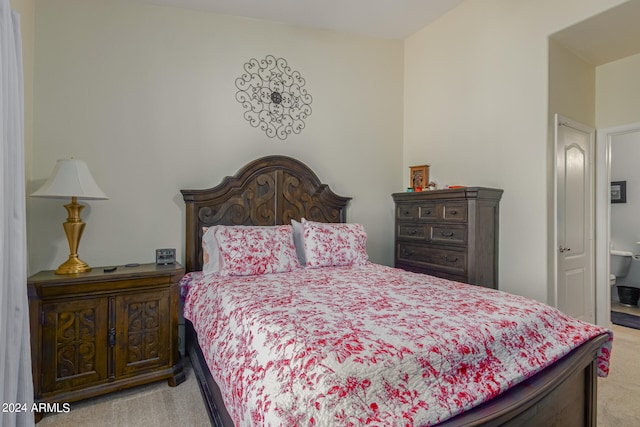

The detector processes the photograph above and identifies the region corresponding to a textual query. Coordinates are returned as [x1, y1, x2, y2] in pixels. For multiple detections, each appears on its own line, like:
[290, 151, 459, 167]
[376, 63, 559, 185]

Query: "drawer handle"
[425, 210, 432, 215]
[440, 231, 454, 237]
[444, 256, 459, 263]
[108, 327, 116, 347]
[403, 210, 410, 215]
[449, 210, 458, 215]
[403, 249, 415, 257]
[407, 229, 417, 235]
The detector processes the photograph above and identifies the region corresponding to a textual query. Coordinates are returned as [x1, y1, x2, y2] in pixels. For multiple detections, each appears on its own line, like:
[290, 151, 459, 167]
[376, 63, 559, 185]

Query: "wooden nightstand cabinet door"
[41, 298, 109, 394]
[114, 289, 170, 378]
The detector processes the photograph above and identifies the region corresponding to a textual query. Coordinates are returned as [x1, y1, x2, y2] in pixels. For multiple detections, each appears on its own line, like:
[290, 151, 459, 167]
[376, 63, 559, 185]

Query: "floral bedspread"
[182, 264, 612, 427]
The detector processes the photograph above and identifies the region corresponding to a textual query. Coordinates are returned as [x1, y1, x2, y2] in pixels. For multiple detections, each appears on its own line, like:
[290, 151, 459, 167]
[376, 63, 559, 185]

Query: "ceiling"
[551, 1, 640, 66]
[129, 0, 465, 40]
[129, 0, 640, 64]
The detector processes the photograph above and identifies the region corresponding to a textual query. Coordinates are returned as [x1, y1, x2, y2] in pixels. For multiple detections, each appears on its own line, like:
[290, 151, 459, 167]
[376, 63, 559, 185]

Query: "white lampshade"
[32, 159, 108, 200]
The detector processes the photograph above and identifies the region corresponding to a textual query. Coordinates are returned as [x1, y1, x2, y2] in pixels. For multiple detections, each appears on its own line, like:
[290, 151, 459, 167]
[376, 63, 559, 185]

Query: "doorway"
[596, 122, 640, 326]
[549, 1, 640, 327]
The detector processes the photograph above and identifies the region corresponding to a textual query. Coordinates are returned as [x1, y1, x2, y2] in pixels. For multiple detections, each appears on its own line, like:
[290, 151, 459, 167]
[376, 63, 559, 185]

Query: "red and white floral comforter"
[182, 263, 612, 427]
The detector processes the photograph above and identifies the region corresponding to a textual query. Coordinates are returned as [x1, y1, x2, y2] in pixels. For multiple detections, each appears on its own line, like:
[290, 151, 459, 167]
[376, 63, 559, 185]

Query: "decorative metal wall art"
[235, 55, 313, 140]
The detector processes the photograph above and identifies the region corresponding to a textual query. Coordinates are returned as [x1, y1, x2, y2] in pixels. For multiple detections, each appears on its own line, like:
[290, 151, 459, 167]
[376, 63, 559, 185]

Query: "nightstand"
[27, 263, 185, 419]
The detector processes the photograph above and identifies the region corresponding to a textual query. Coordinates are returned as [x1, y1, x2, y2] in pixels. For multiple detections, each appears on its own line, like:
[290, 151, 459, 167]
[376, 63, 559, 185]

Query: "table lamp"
[31, 159, 108, 274]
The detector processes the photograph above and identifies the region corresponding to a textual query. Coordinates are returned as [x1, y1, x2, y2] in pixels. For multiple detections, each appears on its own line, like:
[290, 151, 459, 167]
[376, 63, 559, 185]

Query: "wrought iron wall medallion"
[235, 55, 313, 140]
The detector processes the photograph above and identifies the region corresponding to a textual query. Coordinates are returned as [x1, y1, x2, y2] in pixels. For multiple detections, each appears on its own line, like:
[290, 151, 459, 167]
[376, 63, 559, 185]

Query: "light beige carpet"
[37, 357, 210, 427]
[37, 324, 640, 427]
[598, 324, 640, 427]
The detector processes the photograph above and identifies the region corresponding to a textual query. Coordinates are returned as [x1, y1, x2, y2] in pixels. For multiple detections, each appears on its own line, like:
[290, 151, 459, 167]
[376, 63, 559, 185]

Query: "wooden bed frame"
[181, 155, 607, 427]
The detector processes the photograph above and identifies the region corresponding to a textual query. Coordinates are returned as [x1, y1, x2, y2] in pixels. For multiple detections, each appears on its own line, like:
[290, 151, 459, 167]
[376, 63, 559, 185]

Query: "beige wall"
[596, 52, 640, 129]
[30, 0, 404, 273]
[547, 38, 596, 305]
[30, 0, 636, 304]
[404, 0, 624, 302]
[548, 39, 596, 128]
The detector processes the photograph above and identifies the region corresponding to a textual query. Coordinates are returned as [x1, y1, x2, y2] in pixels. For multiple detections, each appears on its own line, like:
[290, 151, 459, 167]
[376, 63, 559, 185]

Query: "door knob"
[559, 246, 572, 253]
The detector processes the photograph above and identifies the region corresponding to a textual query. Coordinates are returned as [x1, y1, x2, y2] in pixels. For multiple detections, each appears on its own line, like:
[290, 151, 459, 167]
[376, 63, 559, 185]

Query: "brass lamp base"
[56, 256, 92, 275]
[55, 197, 92, 275]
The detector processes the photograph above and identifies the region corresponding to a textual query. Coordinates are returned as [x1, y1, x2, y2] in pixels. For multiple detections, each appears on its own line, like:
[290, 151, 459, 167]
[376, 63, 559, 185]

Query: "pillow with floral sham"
[302, 218, 369, 268]
[214, 225, 300, 276]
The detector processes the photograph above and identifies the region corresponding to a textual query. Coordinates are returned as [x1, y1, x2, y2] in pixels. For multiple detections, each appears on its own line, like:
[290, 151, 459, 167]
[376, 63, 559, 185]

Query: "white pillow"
[291, 219, 307, 266]
[202, 226, 220, 276]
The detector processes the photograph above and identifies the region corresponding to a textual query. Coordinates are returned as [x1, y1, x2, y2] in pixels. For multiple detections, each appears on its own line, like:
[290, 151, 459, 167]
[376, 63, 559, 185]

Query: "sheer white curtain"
[0, 1, 34, 426]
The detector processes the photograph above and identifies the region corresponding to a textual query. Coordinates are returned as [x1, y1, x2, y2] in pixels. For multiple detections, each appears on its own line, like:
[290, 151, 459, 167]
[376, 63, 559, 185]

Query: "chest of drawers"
[392, 187, 503, 289]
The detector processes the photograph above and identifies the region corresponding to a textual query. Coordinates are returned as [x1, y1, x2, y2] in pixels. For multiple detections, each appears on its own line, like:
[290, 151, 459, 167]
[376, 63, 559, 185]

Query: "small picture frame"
[410, 165, 429, 190]
[611, 181, 627, 203]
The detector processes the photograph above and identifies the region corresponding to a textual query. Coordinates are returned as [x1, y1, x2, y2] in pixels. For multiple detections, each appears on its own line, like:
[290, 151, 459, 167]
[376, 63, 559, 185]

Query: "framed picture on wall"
[410, 165, 429, 190]
[611, 181, 627, 203]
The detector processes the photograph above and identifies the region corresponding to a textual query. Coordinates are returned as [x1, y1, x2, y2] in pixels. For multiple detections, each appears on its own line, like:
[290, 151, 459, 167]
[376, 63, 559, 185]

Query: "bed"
[180, 155, 612, 427]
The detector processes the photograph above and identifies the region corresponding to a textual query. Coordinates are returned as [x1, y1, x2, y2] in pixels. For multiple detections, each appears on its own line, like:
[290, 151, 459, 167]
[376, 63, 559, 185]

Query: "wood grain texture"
[28, 263, 184, 422]
[392, 187, 503, 289]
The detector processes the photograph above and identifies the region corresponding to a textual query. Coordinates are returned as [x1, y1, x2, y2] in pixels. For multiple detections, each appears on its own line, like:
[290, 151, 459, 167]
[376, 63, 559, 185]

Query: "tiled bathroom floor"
[611, 300, 640, 315]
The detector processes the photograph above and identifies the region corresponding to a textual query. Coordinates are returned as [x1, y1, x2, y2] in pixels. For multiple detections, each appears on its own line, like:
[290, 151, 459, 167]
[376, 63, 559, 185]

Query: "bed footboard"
[438, 333, 607, 427]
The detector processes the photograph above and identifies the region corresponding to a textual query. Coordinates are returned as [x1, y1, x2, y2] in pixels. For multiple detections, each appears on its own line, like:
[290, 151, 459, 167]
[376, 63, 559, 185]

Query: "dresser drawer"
[430, 224, 466, 245]
[397, 224, 427, 239]
[396, 204, 419, 221]
[396, 203, 438, 221]
[442, 202, 467, 222]
[397, 224, 466, 245]
[396, 242, 466, 275]
[418, 204, 438, 221]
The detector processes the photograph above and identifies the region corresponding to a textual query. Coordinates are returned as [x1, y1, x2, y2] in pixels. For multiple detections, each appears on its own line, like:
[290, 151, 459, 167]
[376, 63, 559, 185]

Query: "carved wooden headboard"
[181, 155, 351, 273]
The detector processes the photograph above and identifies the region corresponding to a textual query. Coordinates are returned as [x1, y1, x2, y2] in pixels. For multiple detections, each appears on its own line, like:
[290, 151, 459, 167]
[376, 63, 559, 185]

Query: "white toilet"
[611, 249, 636, 306]
[610, 249, 633, 286]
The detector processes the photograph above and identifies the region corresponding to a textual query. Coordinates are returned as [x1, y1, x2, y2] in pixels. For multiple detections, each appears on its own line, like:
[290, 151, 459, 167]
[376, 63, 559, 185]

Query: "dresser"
[392, 187, 503, 289]
[27, 263, 185, 419]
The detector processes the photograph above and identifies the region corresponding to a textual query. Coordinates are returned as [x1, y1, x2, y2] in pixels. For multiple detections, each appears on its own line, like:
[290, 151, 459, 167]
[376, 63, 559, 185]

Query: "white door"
[556, 115, 595, 323]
